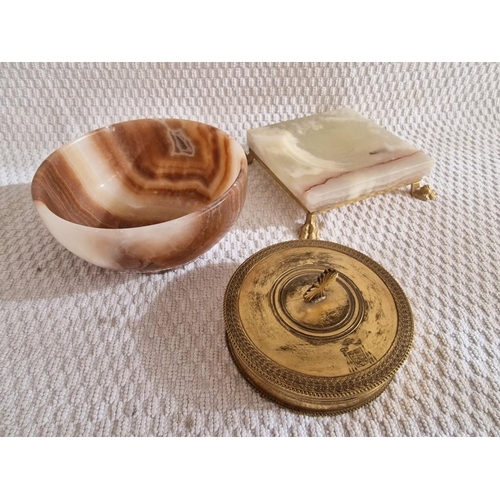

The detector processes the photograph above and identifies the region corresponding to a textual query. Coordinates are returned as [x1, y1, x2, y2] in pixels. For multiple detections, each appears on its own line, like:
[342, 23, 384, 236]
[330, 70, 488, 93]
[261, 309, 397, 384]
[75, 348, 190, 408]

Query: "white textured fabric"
[1, 62, 499, 436]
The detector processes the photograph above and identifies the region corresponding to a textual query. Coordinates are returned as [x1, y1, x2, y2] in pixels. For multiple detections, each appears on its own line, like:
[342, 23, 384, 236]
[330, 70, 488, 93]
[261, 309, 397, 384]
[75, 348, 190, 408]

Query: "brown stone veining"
[32, 119, 247, 272]
[302, 151, 420, 195]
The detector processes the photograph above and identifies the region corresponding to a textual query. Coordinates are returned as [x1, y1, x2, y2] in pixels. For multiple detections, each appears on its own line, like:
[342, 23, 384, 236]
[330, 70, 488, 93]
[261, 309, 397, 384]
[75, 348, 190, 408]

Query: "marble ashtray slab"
[247, 108, 434, 213]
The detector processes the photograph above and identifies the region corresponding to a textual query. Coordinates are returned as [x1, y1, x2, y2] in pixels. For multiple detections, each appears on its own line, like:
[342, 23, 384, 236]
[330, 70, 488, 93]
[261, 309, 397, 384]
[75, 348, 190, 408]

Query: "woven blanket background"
[1, 62, 499, 436]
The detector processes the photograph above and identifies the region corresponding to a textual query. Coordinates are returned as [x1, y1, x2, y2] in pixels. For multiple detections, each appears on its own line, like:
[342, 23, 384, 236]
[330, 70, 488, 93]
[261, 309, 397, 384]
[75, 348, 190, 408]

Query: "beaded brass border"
[223, 240, 414, 407]
[226, 334, 393, 415]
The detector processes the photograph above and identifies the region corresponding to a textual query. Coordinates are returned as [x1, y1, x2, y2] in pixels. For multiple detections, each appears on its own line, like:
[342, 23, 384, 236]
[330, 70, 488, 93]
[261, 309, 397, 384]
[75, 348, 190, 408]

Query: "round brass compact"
[223, 240, 414, 414]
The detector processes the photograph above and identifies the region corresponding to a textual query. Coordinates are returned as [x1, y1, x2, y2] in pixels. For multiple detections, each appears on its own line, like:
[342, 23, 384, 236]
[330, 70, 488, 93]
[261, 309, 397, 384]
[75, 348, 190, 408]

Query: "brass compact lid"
[223, 240, 414, 414]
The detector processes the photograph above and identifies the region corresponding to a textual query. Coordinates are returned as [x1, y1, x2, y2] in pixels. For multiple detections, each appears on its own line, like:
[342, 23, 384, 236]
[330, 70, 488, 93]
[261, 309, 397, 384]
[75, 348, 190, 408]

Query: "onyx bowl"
[32, 119, 248, 272]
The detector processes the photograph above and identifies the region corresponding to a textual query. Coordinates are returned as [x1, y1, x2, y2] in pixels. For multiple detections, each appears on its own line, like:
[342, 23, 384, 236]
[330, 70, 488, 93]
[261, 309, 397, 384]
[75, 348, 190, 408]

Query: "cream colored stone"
[247, 108, 434, 212]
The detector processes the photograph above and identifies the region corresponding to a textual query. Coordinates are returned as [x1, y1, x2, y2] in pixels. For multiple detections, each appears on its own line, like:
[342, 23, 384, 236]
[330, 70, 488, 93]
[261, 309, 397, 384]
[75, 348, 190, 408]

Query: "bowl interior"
[32, 119, 242, 229]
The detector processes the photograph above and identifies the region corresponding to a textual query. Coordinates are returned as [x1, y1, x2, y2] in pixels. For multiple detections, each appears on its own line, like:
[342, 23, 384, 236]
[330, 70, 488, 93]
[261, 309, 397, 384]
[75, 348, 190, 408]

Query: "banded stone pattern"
[32, 119, 247, 272]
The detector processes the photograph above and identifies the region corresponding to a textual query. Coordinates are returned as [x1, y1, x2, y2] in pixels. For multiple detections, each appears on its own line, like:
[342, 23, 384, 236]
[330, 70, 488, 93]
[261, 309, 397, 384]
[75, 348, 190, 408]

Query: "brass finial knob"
[303, 268, 339, 303]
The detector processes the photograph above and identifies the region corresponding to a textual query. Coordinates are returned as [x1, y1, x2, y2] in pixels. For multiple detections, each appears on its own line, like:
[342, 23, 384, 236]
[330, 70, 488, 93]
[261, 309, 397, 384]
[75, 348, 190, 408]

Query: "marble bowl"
[32, 119, 248, 272]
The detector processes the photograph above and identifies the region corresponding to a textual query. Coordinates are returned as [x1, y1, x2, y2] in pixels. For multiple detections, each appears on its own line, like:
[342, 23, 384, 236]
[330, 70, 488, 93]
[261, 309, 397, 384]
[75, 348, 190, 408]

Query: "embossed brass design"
[303, 268, 338, 303]
[271, 265, 365, 342]
[411, 182, 437, 200]
[341, 338, 377, 373]
[223, 240, 414, 414]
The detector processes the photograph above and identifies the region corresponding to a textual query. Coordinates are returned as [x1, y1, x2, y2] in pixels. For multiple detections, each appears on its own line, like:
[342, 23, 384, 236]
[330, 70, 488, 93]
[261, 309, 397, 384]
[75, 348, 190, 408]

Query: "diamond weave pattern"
[0, 62, 499, 436]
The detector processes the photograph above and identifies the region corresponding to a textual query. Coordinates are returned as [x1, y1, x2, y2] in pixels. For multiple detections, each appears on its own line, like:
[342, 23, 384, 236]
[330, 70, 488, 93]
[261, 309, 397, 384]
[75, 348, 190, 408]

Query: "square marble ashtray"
[247, 108, 435, 215]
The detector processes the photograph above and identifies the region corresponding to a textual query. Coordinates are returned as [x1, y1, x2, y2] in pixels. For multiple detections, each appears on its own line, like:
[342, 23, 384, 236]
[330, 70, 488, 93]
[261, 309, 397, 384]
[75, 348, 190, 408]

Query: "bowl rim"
[32, 118, 247, 231]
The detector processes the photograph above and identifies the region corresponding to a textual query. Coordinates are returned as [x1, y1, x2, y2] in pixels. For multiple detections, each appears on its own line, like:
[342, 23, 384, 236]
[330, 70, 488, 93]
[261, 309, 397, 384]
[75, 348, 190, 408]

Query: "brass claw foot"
[299, 213, 319, 240]
[411, 182, 437, 201]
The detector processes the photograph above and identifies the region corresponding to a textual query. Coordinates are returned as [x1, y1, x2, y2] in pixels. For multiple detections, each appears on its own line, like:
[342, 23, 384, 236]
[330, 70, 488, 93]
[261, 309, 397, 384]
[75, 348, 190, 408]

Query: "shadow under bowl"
[31, 118, 248, 272]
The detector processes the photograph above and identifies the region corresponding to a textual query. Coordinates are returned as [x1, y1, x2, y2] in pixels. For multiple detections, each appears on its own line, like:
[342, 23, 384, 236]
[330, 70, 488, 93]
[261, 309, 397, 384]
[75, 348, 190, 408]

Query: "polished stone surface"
[247, 108, 434, 212]
[32, 119, 247, 271]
